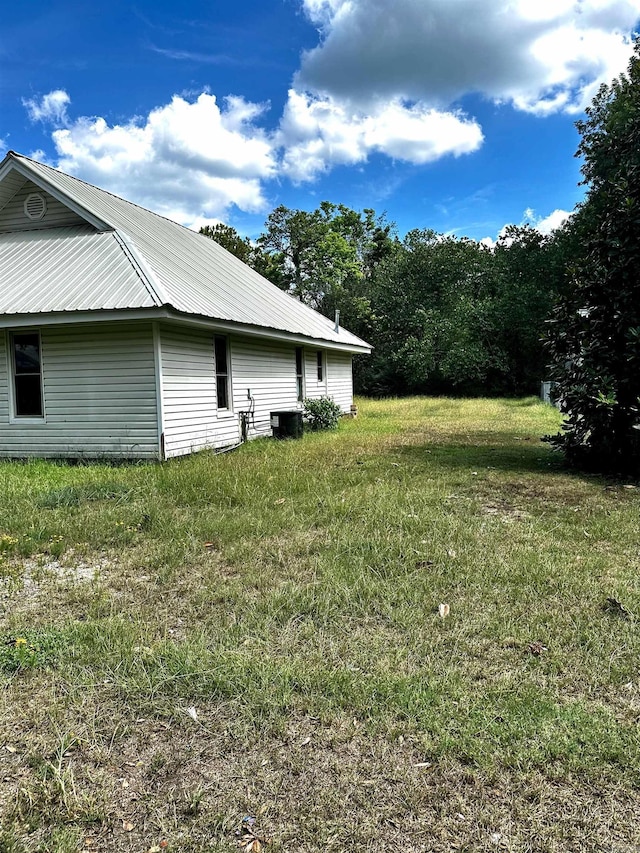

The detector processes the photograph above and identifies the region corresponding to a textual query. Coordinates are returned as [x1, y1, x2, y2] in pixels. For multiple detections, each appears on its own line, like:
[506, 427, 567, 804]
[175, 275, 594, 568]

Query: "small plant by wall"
[303, 396, 342, 430]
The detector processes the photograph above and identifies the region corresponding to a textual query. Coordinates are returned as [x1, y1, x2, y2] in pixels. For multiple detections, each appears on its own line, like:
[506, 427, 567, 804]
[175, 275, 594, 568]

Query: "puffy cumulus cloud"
[279, 90, 483, 181]
[533, 208, 572, 234]
[23, 90, 71, 127]
[37, 90, 276, 226]
[481, 207, 573, 246]
[297, 0, 640, 114]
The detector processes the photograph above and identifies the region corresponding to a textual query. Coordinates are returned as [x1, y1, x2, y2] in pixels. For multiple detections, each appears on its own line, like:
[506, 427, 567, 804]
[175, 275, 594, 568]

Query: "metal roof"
[0, 152, 371, 352]
[0, 227, 155, 314]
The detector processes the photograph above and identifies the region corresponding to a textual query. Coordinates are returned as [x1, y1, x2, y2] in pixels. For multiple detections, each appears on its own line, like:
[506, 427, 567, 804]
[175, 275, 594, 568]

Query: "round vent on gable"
[24, 193, 47, 221]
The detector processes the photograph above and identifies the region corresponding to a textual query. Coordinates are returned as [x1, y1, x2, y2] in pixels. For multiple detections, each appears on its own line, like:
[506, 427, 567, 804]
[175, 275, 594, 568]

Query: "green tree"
[199, 223, 254, 264]
[360, 230, 503, 395]
[258, 202, 394, 338]
[546, 43, 640, 473]
[200, 222, 289, 290]
[489, 225, 567, 394]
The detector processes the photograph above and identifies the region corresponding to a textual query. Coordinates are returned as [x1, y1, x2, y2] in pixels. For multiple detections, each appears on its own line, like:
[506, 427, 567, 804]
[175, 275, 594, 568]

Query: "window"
[11, 331, 44, 417]
[316, 350, 324, 382]
[295, 347, 304, 402]
[214, 335, 230, 410]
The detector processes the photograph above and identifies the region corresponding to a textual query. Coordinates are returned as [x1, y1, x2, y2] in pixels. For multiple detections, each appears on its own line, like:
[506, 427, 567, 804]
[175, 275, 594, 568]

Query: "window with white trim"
[214, 335, 230, 410]
[11, 331, 44, 417]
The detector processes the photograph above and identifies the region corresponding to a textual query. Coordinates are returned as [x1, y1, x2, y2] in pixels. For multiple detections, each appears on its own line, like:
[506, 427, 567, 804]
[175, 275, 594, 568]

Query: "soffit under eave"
[0, 307, 372, 352]
[0, 170, 27, 217]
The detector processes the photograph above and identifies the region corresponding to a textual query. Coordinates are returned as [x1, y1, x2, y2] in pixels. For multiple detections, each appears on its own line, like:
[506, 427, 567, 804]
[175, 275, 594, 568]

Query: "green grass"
[1, 396, 640, 851]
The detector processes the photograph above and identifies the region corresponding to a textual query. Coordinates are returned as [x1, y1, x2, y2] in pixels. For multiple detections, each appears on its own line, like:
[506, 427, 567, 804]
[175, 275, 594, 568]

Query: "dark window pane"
[214, 336, 228, 375]
[297, 376, 304, 402]
[15, 375, 43, 416]
[217, 376, 228, 409]
[295, 347, 303, 376]
[14, 334, 40, 374]
[317, 351, 323, 381]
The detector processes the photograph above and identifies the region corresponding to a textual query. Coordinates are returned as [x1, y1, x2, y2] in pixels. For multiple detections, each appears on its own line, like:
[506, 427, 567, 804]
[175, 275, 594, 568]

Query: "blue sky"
[1, 0, 639, 242]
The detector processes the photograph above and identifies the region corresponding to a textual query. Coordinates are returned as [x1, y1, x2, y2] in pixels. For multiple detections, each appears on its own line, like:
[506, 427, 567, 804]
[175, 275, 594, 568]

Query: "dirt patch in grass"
[2, 710, 639, 852]
[2, 399, 640, 851]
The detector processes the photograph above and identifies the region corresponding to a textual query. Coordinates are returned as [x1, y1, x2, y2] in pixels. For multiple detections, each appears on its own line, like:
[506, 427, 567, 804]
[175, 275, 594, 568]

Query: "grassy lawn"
[1, 397, 640, 852]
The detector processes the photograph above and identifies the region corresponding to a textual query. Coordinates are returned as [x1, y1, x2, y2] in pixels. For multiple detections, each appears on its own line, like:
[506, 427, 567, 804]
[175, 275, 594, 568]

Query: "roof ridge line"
[10, 151, 198, 236]
[112, 230, 170, 307]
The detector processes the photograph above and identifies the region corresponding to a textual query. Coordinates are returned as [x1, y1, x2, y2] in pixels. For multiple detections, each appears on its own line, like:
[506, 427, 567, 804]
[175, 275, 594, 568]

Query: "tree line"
[203, 32, 640, 479]
[202, 203, 576, 398]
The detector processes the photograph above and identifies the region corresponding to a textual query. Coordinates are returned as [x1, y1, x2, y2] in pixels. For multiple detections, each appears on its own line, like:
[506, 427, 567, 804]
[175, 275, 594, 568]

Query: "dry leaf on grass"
[237, 833, 267, 852]
[122, 821, 135, 832]
[236, 817, 267, 852]
[527, 641, 548, 656]
[274, 498, 286, 505]
[438, 603, 450, 618]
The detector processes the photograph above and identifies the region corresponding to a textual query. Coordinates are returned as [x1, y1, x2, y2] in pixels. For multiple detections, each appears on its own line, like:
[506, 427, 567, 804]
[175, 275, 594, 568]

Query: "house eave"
[0, 307, 372, 354]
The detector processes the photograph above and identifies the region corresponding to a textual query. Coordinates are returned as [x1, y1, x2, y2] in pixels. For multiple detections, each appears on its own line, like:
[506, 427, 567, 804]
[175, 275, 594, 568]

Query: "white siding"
[301, 347, 353, 412]
[0, 322, 159, 458]
[160, 324, 238, 458]
[0, 315, 355, 460]
[231, 337, 300, 439]
[326, 351, 353, 412]
[159, 330, 316, 452]
[0, 180, 87, 233]
[303, 348, 328, 401]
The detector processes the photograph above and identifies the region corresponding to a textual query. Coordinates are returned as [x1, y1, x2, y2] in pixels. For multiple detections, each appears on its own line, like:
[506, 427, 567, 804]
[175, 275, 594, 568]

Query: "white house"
[0, 151, 370, 460]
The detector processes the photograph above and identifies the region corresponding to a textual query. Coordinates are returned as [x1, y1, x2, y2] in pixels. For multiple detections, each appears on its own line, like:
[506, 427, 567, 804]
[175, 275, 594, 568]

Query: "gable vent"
[24, 193, 47, 221]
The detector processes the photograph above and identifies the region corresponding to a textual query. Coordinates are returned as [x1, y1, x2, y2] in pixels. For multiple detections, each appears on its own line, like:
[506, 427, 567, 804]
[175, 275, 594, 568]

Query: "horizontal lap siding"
[326, 351, 353, 412]
[0, 180, 86, 232]
[160, 325, 238, 457]
[231, 338, 299, 439]
[0, 323, 159, 458]
[303, 348, 328, 401]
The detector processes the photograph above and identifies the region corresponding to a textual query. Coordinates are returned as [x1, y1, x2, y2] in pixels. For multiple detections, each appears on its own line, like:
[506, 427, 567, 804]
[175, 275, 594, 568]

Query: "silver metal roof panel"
[1, 153, 371, 352]
[0, 227, 155, 314]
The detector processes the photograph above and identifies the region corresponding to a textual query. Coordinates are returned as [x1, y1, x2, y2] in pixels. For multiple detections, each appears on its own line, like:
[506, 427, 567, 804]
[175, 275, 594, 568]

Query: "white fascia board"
[0, 308, 174, 329]
[166, 312, 372, 354]
[0, 157, 113, 233]
[0, 307, 372, 353]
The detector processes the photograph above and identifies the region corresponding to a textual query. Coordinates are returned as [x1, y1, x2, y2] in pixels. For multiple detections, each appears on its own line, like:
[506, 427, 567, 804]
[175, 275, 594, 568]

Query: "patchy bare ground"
[2, 399, 640, 852]
[2, 710, 640, 853]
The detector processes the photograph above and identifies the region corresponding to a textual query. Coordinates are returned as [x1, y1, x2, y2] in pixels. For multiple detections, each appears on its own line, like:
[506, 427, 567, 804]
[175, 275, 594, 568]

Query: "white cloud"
[23, 90, 71, 127]
[279, 90, 483, 181]
[535, 208, 572, 234]
[480, 207, 573, 245]
[297, 0, 640, 115]
[21, 0, 639, 226]
[41, 91, 276, 225]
